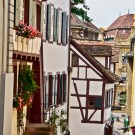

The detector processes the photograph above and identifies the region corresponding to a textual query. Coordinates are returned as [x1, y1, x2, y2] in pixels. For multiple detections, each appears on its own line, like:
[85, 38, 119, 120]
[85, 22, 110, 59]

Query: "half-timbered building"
[69, 39, 120, 135]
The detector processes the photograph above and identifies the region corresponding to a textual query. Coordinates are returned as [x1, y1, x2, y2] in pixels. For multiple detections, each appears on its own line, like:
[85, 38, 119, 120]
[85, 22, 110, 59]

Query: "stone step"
[25, 124, 55, 135]
[25, 131, 52, 135]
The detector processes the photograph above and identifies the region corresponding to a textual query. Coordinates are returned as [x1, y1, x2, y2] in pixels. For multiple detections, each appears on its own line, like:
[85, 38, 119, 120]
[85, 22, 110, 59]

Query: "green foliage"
[71, 0, 92, 22]
[47, 109, 68, 134]
[119, 92, 126, 106]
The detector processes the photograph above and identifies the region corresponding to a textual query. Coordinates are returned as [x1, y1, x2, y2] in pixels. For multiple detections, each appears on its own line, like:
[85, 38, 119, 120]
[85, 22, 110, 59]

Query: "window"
[105, 89, 113, 108]
[87, 96, 102, 109]
[24, 0, 29, 25]
[84, 28, 89, 38]
[72, 54, 79, 67]
[88, 97, 95, 108]
[36, 4, 41, 31]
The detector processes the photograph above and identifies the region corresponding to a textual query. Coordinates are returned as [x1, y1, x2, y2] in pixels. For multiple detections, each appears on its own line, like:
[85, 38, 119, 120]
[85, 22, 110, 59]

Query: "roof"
[71, 13, 100, 33]
[73, 39, 113, 56]
[71, 39, 120, 83]
[107, 14, 134, 31]
[71, 13, 86, 27]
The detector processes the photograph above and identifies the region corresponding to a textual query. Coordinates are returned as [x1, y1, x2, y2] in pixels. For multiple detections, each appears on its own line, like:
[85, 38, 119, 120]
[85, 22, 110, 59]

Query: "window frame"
[72, 54, 79, 67]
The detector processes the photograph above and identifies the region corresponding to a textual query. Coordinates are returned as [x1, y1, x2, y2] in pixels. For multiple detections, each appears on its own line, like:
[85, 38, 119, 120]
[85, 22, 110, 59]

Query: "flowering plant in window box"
[15, 20, 42, 40]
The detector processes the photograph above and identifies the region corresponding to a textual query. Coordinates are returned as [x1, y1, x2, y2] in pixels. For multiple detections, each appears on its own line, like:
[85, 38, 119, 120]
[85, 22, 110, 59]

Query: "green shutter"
[95, 97, 102, 109]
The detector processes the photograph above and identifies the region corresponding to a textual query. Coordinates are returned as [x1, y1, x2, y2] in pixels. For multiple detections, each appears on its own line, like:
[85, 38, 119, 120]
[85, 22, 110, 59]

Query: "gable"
[71, 45, 103, 80]
[71, 39, 120, 83]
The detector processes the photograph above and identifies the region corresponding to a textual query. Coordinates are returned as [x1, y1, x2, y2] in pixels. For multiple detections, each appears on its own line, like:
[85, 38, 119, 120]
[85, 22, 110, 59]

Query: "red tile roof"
[71, 14, 100, 33]
[107, 14, 134, 30]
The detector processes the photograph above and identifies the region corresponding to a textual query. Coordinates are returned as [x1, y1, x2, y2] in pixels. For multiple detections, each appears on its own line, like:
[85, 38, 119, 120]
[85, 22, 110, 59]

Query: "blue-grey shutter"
[60, 74, 63, 104]
[41, 2, 47, 40]
[57, 9, 62, 44]
[47, 4, 51, 40]
[53, 8, 57, 42]
[47, 4, 54, 42]
[66, 15, 69, 44]
[95, 97, 102, 109]
[62, 12, 67, 45]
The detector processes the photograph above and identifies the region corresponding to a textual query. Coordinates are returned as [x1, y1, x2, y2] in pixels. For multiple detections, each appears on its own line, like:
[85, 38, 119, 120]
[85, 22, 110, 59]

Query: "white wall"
[95, 57, 105, 67]
[110, 63, 115, 73]
[43, 0, 70, 74]
[69, 109, 105, 135]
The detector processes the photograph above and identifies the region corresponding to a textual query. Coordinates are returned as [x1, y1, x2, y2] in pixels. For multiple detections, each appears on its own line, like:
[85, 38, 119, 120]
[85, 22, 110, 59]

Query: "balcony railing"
[13, 30, 41, 55]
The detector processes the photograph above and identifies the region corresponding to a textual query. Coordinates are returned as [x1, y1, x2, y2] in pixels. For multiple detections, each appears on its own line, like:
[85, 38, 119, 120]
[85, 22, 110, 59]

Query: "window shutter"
[47, 4, 54, 42]
[41, 2, 47, 40]
[15, 0, 24, 26]
[53, 8, 57, 42]
[66, 15, 69, 44]
[95, 97, 102, 109]
[57, 9, 62, 44]
[29, 0, 36, 27]
[62, 12, 67, 45]
[60, 74, 63, 104]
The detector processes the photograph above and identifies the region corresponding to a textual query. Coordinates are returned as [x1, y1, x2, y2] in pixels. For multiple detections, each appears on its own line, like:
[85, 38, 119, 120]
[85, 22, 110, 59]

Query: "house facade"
[126, 35, 135, 126]
[104, 14, 135, 111]
[42, 0, 70, 134]
[71, 14, 100, 40]
[0, 1, 14, 135]
[0, 0, 70, 135]
[69, 39, 119, 135]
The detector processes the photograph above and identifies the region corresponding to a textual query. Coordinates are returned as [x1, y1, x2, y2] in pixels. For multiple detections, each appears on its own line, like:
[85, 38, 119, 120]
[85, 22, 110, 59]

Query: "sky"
[85, 0, 135, 28]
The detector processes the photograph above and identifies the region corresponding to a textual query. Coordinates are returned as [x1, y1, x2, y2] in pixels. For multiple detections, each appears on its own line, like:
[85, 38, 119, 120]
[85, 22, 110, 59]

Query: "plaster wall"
[69, 109, 105, 135]
[43, 0, 70, 75]
[95, 57, 105, 67]
[104, 107, 111, 121]
[89, 81, 103, 95]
